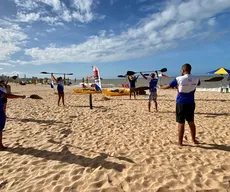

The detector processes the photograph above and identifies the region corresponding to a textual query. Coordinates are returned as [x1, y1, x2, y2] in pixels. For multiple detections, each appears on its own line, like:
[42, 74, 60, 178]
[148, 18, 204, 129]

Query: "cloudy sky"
[0, 0, 230, 78]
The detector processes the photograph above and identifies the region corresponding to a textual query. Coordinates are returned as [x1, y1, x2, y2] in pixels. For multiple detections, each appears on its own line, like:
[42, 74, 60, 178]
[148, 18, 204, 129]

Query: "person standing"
[159, 63, 200, 146]
[0, 80, 26, 150]
[51, 73, 65, 106]
[140, 72, 159, 112]
[128, 75, 139, 100]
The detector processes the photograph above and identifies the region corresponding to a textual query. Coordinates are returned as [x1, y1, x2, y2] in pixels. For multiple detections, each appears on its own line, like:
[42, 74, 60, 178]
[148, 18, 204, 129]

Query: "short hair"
[57, 77, 62, 81]
[182, 63, 192, 72]
[0, 80, 5, 84]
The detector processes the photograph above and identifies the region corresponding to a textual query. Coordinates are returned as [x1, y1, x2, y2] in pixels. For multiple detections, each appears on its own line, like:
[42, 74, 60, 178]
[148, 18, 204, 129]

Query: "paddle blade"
[159, 68, 167, 73]
[118, 75, 126, 78]
[29, 94, 43, 99]
[204, 77, 224, 82]
[41, 72, 49, 74]
[66, 73, 73, 75]
[126, 71, 135, 76]
[11, 76, 18, 80]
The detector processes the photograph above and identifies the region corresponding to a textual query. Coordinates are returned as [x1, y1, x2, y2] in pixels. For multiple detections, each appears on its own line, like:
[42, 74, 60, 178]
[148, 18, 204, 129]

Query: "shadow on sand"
[196, 143, 230, 152]
[7, 145, 126, 172]
[7, 117, 63, 125]
[48, 139, 135, 164]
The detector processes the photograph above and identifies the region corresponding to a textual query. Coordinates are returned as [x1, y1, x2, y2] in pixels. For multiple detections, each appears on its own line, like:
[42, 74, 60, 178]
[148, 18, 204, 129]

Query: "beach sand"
[1, 84, 230, 192]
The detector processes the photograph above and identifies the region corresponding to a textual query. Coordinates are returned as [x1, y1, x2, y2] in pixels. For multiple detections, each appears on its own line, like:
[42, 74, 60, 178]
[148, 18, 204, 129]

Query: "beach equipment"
[26, 94, 43, 99]
[40, 72, 73, 75]
[206, 67, 230, 92]
[73, 89, 102, 94]
[204, 77, 224, 82]
[118, 74, 149, 78]
[207, 67, 230, 75]
[126, 68, 167, 76]
[102, 89, 130, 96]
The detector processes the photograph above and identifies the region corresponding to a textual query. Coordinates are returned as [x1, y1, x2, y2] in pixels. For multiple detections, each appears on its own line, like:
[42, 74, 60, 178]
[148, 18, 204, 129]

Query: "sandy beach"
[1, 84, 230, 192]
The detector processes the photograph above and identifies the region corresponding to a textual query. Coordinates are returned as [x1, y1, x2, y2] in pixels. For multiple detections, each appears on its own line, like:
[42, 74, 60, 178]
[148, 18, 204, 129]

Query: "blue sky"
[0, 0, 230, 79]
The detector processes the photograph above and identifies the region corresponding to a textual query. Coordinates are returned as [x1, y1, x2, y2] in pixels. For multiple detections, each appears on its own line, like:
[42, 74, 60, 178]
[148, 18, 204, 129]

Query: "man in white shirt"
[160, 63, 200, 146]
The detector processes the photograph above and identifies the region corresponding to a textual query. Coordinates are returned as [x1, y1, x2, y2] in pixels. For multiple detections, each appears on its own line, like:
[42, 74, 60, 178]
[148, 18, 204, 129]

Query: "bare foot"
[192, 139, 199, 145]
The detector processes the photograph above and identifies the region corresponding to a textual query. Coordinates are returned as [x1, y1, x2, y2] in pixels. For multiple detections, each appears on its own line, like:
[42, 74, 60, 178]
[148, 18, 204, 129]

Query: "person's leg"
[176, 103, 185, 146]
[134, 91, 136, 99]
[148, 93, 152, 112]
[153, 93, 158, 111]
[129, 90, 132, 99]
[3, 103, 6, 114]
[188, 121, 196, 144]
[58, 94, 61, 106]
[186, 103, 197, 144]
[0, 115, 7, 150]
[62, 93, 65, 106]
[178, 123, 185, 146]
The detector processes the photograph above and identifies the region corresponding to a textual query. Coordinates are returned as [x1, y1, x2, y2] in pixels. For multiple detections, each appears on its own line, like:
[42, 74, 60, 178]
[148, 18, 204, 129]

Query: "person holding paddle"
[128, 75, 139, 99]
[159, 63, 200, 146]
[140, 72, 159, 112]
[0, 80, 26, 150]
[51, 73, 65, 106]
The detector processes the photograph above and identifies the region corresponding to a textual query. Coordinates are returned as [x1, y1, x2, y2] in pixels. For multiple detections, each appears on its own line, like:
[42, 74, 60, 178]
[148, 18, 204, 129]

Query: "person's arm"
[155, 71, 159, 78]
[2, 92, 25, 99]
[140, 72, 147, 80]
[5, 76, 9, 85]
[51, 73, 57, 83]
[159, 78, 178, 89]
[87, 75, 94, 79]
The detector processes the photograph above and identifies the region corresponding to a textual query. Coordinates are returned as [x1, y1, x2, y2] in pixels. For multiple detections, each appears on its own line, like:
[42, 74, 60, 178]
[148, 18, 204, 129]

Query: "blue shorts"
[149, 92, 157, 102]
[0, 113, 6, 132]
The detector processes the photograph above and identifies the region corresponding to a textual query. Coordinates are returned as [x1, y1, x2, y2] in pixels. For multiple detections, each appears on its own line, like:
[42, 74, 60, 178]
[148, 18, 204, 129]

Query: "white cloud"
[11, 0, 101, 24]
[0, 68, 3, 70]
[0, 63, 15, 67]
[16, 12, 40, 22]
[34, 38, 39, 41]
[46, 28, 56, 33]
[208, 17, 216, 26]
[0, 20, 27, 60]
[14, 0, 39, 10]
[4, 0, 230, 66]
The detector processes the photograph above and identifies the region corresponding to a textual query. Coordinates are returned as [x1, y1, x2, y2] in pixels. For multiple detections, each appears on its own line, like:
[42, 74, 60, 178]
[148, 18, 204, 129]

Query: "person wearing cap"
[159, 63, 200, 146]
[140, 71, 159, 112]
[0, 80, 26, 150]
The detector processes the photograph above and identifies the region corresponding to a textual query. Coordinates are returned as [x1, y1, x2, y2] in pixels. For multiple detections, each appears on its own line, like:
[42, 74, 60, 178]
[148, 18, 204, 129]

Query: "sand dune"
[1, 84, 230, 192]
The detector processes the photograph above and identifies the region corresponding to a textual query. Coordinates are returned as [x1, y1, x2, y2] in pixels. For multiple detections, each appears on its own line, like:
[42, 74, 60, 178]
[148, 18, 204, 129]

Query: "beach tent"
[207, 67, 230, 75]
[206, 67, 230, 92]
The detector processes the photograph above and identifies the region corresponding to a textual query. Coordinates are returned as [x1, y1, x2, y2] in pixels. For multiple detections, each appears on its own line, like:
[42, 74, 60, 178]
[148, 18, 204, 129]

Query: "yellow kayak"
[102, 89, 130, 96]
[73, 89, 101, 94]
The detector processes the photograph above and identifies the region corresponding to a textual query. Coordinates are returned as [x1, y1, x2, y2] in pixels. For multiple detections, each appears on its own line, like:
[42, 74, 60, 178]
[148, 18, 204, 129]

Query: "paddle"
[26, 94, 43, 99]
[126, 68, 167, 76]
[204, 77, 224, 82]
[117, 74, 149, 78]
[11, 76, 18, 80]
[41, 72, 73, 75]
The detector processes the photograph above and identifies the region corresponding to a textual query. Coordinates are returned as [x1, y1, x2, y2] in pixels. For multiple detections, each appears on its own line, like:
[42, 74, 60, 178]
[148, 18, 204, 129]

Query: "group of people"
[0, 63, 201, 149]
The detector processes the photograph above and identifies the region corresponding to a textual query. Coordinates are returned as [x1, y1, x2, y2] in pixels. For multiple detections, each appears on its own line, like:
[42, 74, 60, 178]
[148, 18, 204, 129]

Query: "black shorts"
[2, 97, 7, 104]
[176, 103, 195, 123]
